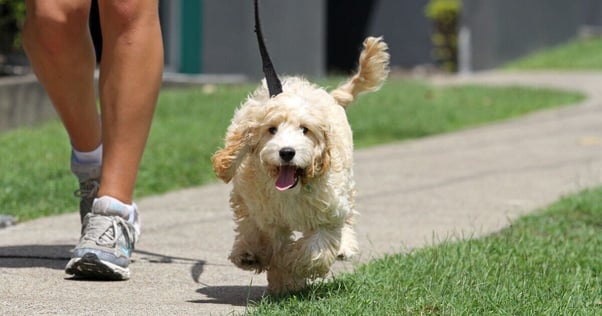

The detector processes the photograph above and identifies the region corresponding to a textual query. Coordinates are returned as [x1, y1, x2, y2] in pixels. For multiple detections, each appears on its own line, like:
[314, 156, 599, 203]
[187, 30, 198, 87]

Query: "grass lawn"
[0, 79, 583, 220]
[503, 37, 602, 70]
[0, 75, 596, 314]
[249, 187, 602, 315]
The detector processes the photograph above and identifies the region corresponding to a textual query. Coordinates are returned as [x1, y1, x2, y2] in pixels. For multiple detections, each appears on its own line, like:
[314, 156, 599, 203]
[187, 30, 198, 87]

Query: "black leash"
[254, 0, 283, 97]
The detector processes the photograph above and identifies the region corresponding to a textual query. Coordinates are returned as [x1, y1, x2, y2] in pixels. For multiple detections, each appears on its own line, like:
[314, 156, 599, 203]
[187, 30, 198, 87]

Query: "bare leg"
[24, 0, 163, 281]
[22, 0, 101, 152]
[96, 0, 163, 203]
[24, 0, 163, 204]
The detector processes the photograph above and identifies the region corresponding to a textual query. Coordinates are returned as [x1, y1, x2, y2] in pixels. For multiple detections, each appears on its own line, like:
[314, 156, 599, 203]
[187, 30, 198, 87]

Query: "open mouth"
[275, 165, 303, 191]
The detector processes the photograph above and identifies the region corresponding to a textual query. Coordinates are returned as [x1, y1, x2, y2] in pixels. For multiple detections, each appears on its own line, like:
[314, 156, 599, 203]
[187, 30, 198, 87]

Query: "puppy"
[212, 36, 389, 295]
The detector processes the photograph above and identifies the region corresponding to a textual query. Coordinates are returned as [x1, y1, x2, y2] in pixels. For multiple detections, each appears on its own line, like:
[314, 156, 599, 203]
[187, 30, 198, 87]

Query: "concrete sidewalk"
[2, 71, 602, 315]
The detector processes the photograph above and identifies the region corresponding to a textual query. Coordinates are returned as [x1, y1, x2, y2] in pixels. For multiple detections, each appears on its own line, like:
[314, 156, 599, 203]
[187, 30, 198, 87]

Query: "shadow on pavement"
[134, 248, 207, 283]
[191, 285, 266, 306]
[0, 244, 72, 270]
[0, 245, 208, 274]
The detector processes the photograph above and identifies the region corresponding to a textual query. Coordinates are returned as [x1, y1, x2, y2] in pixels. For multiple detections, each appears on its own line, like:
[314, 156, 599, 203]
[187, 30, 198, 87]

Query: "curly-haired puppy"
[212, 37, 390, 295]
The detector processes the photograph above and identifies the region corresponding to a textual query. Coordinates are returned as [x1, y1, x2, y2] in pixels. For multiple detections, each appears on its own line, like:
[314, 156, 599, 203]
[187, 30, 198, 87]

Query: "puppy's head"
[212, 77, 334, 190]
[257, 92, 332, 191]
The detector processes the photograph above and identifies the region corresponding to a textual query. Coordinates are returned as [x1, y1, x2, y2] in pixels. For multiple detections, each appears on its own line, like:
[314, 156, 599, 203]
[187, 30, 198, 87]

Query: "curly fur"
[212, 37, 389, 296]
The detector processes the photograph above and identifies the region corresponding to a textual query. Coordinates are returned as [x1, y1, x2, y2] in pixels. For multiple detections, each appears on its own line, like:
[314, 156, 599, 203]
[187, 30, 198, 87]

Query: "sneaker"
[70, 157, 101, 223]
[65, 196, 141, 280]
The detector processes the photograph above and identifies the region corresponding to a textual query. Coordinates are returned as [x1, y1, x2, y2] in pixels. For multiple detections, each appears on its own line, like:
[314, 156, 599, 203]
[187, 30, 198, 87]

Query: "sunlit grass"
[250, 187, 602, 315]
[0, 79, 583, 220]
[503, 37, 602, 70]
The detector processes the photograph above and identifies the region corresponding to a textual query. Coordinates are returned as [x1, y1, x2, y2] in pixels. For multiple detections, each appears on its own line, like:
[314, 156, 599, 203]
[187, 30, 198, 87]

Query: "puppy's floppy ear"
[318, 137, 332, 176]
[308, 128, 332, 178]
[212, 124, 254, 183]
[213, 87, 268, 183]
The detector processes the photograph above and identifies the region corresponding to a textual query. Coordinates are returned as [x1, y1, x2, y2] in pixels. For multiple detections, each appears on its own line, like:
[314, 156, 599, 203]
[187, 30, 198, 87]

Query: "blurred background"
[1, 0, 602, 130]
[1, 0, 601, 77]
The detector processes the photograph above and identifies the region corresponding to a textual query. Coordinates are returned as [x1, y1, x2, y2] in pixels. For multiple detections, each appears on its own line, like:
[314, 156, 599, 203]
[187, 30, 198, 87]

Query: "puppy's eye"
[268, 127, 278, 135]
[301, 126, 309, 134]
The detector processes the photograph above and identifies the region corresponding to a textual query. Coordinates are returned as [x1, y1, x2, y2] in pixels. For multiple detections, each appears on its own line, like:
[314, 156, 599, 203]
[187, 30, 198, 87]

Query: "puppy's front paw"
[267, 268, 307, 297]
[336, 240, 358, 261]
[229, 251, 266, 273]
[337, 225, 359, 260]
[336, 246, 357, 261]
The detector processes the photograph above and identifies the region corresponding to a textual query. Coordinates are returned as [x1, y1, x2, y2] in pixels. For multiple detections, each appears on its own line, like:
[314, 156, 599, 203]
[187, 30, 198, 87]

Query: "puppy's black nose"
[279, 147, 296, 162]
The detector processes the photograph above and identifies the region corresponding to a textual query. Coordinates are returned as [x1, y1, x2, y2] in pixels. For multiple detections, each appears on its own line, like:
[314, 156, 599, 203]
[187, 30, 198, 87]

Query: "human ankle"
[92, 196, 135, 220]
[72, 143, 103, 165]
[92, 196, 141, 237]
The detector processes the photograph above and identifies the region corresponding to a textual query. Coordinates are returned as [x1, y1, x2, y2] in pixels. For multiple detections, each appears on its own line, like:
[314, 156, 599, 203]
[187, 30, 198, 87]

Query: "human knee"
[99, 1, 159, 34]
[23, 2, 90, 54]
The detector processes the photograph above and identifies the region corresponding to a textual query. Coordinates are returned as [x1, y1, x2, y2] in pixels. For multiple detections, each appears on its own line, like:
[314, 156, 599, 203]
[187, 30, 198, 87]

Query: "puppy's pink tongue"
[276, 166, 296, 191]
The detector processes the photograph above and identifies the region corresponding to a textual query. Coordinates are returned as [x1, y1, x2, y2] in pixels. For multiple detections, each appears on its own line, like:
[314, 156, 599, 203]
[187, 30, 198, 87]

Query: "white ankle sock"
[93, 195, 135, 220]
[92, 196, 141, 238]
[72, 144, 103, 165]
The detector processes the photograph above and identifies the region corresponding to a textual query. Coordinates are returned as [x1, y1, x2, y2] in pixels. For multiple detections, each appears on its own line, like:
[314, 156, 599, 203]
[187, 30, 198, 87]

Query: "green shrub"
[425, 0, 461, 72]
[0, 0, 26, 53]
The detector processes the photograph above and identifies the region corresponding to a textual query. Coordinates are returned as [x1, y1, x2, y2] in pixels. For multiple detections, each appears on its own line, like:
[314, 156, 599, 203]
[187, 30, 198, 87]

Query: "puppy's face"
[255, 94, 330, 191]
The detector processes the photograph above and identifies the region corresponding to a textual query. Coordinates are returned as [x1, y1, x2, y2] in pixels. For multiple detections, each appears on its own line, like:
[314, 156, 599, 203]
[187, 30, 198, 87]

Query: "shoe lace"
[82, 214, 135, 248]
[74, 178, 100, 199]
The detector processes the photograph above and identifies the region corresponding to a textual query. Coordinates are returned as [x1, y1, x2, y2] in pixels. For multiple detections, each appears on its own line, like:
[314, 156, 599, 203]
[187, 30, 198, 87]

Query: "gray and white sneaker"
[65, 196, 141, 280]
[70, 157, 101, 223]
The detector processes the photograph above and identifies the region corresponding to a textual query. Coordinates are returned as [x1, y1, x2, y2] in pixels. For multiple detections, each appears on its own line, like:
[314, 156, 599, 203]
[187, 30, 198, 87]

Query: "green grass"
[249, 187, 602, 315]
[0, 79, 583, 220]
[503, 37, 602, 70]
[346, 81, 582, 147]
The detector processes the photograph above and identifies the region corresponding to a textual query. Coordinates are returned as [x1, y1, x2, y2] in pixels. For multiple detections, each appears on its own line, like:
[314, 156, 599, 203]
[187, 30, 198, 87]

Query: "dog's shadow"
[136, 250, 268, 306]
[190, 285, 267, 306]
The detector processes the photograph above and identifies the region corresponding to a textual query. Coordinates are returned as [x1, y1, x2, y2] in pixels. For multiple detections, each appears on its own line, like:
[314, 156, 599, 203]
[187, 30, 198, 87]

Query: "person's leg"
[22, 0, 101, 152]
[23, 0, 102, 222]
[96, 0, 163, 204]
[63, 0, 163, 280]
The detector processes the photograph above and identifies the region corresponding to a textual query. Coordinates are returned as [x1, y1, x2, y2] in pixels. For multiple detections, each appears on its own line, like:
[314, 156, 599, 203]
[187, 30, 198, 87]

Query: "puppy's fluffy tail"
[331, 36, 390, 109]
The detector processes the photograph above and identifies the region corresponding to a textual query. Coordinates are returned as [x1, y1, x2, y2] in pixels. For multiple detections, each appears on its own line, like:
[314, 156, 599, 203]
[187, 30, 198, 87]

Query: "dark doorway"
[327, 0, 376, 74]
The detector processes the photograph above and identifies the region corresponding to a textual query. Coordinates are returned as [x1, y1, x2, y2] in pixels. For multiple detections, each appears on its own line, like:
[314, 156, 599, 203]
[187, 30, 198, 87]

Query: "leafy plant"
[0, 0, 26, 54]
[425, 0, 461, 72]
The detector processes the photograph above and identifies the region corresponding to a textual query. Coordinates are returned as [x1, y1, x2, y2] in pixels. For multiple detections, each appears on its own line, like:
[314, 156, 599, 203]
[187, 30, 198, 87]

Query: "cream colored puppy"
[212, 37, 389, 295]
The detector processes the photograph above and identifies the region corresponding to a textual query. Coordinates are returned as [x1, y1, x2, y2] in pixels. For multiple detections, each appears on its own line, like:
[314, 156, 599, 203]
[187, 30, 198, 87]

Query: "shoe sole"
[65, 253, 130, 281]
